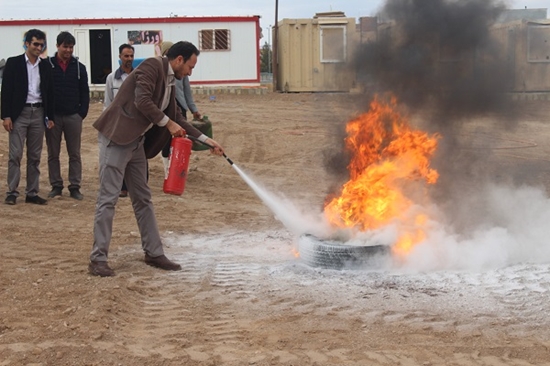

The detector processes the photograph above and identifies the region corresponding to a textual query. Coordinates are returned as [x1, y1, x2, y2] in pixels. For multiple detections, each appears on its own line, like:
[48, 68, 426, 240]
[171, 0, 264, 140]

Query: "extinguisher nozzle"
[187, 135, 234, 165]
[224, 155, 234, 165]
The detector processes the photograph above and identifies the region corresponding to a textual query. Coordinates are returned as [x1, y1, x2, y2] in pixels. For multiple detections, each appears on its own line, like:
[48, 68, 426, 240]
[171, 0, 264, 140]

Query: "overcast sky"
[0, 0, 549, 29]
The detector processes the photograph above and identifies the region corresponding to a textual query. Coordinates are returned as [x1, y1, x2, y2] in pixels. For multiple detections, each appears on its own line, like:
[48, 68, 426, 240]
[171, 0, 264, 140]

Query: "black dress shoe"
[25, 195, 47, 205]
[4, 195, 16, 205]
[144, 254, 182, 271]
[69, 188, 83, 200]
[88, 261, 115, 277]
[47, 187, 63, 198]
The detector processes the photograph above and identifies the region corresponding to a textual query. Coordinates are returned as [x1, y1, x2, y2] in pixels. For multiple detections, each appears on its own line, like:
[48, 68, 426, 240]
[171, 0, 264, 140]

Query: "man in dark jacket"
[1, 28, 55, 205]
[46, 31, 90, 200]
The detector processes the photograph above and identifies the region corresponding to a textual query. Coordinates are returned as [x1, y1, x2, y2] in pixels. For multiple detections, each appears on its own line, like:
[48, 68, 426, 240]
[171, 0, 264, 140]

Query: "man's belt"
[25, 102, 43, 108]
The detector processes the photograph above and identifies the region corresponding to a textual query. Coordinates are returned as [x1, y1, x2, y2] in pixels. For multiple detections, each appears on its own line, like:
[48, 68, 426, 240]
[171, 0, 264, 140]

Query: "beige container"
[276, 14, 357, 92]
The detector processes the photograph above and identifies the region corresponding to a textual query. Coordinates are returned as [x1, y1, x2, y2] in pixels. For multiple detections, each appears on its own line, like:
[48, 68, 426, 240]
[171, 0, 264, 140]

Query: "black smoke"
[354, 0, 535, 233]
[355, 0, 512, 120]
[323, 0, 541, 233]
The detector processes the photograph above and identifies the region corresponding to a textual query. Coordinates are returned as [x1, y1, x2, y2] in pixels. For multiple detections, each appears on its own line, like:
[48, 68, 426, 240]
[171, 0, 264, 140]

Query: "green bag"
[191, 115, 213, 151]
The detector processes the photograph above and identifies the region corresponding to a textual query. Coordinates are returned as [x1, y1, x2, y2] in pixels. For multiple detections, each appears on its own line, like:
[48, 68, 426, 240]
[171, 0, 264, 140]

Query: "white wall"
[110, 20, 258, 83]
[0, 18, 259, 86]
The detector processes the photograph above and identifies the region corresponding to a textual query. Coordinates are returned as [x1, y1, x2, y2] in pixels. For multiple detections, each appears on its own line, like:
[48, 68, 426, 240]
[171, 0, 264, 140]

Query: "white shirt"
[25, 54, 42, 103]
[157, 61, 176, 127]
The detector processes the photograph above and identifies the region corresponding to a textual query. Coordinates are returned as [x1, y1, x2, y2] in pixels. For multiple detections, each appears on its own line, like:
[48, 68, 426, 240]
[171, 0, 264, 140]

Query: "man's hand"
[205, 138, 224, 156]
[47, 120, 55, 129]
[192, 111, 202, 120]
[2, 118, 13, 132]
[167, 120, 186, 137]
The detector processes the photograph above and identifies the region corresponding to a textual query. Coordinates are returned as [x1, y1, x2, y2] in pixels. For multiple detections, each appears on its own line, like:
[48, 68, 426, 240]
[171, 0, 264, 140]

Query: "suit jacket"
[0, 54, 55, 123]
[93, 56, 201, 158]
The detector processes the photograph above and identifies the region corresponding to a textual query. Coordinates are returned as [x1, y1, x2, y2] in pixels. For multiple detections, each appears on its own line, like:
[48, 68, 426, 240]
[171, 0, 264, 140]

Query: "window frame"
[320, 25, 347, 63]
[199, 28, 231, 52]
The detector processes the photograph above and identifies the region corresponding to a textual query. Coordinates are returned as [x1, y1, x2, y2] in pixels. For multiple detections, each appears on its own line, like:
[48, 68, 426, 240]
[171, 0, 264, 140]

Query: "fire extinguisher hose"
[186, 135, 234, 165]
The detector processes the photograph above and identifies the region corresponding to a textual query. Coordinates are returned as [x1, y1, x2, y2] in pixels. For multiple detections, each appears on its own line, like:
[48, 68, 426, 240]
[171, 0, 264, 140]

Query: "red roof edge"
[0, 15, 261, 26]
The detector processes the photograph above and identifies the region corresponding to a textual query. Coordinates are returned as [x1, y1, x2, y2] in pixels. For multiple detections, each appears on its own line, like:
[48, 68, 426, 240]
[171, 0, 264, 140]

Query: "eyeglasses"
[31, 42, 45, 48]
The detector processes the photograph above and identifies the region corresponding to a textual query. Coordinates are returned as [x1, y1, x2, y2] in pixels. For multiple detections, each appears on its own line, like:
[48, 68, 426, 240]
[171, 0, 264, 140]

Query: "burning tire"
[298, 234, 390, 270]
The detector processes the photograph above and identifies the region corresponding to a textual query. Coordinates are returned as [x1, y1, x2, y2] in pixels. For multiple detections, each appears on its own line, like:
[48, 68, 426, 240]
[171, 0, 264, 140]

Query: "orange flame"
[324, 95, 439, 255]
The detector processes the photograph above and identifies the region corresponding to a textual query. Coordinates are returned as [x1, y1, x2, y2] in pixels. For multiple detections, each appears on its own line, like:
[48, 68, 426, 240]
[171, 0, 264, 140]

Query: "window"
[528, 24, 550, 63]
[320, 26, 346, 63]
[199, 29, 230, 51]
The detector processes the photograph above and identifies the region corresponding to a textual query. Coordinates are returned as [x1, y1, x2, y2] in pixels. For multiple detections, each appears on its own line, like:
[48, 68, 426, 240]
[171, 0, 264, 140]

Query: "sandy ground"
[1, 93, 550, 365]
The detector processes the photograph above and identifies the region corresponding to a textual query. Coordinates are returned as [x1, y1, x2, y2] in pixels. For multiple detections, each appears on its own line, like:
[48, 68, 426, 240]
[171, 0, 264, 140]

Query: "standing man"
[46, 31, 89, 200]
[89, 41, 224, 277]
[103, 43, 135, 197]
[1, 28, 55, 205]
[104, 43, 134, 109]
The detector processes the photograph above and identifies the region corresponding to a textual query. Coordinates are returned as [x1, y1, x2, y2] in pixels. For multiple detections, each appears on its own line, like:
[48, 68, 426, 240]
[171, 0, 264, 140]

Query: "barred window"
[199, 29, 230, 51]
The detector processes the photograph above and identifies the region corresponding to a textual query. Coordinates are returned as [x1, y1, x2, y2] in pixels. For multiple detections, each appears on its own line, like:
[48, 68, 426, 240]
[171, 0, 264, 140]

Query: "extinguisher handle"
[186, 134, 214, 149]
[186, 135, 234, 165]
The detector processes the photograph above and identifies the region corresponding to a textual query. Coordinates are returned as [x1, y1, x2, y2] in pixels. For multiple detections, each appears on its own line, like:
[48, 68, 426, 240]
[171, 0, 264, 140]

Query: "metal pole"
[267, 26, 271, 74]
[272, 0, 279, 92]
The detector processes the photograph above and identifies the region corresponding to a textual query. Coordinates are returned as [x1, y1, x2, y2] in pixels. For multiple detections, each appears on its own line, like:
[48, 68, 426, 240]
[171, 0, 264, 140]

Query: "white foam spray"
[230, 163, 550, 272]
[400, 183, 550, 272]
[231, 164, 331, 238]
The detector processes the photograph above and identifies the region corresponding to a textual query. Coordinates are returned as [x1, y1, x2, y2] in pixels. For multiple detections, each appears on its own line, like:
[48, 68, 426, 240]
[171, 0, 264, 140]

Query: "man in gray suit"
[89, 41, 224, 277]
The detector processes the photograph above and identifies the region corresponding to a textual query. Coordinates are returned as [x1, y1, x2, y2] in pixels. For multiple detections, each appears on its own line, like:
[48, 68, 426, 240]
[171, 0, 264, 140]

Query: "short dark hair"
[56, 31, 75, 46]
[24, 29, 46, 43]
[166, 41, 200, 62]
[119, 43, 134, 55]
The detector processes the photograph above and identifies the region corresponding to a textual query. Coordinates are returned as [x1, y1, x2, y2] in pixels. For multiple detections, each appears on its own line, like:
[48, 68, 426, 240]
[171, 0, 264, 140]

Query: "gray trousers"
[90, 133, 164, 262]
[6, 106, 45, 197]
[45, 113, 82, 190]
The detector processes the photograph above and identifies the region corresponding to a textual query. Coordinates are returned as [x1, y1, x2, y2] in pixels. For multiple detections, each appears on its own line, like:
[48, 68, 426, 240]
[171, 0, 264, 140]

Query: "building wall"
[355, 17, 550, 93]
[491, 20, 550, 92]
[109, 20, 259, 84]
[0, 16, 260, 87]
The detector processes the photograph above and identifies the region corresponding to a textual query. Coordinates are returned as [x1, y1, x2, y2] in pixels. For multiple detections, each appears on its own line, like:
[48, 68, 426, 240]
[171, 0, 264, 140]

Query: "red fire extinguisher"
[163, 137, 193, 195]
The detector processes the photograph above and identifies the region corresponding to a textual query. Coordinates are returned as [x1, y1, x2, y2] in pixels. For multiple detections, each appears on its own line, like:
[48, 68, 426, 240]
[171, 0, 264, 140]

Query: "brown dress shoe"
[88, 261, 115, 277]
[144, 254, 182, 271]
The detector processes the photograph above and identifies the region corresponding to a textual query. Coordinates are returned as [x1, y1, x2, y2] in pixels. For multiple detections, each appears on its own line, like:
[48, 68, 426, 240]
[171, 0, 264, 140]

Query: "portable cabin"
[276, 12, 357, 92]
[0, 16, 261, 89]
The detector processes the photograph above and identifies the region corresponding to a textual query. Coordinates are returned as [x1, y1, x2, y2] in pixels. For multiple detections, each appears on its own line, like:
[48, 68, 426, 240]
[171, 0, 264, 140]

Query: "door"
[73, 28, 113, 85]
[89, 29, 112, 84]
[74, 29, 89, 69]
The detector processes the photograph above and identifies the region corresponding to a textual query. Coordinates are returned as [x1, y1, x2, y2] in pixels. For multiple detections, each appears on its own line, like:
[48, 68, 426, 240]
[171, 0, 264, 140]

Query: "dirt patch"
[1, 93, 549, 365]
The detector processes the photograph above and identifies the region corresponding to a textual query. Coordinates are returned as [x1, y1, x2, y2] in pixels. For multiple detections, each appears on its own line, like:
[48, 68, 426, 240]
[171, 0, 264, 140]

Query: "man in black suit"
[1, 28, 55, 205]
